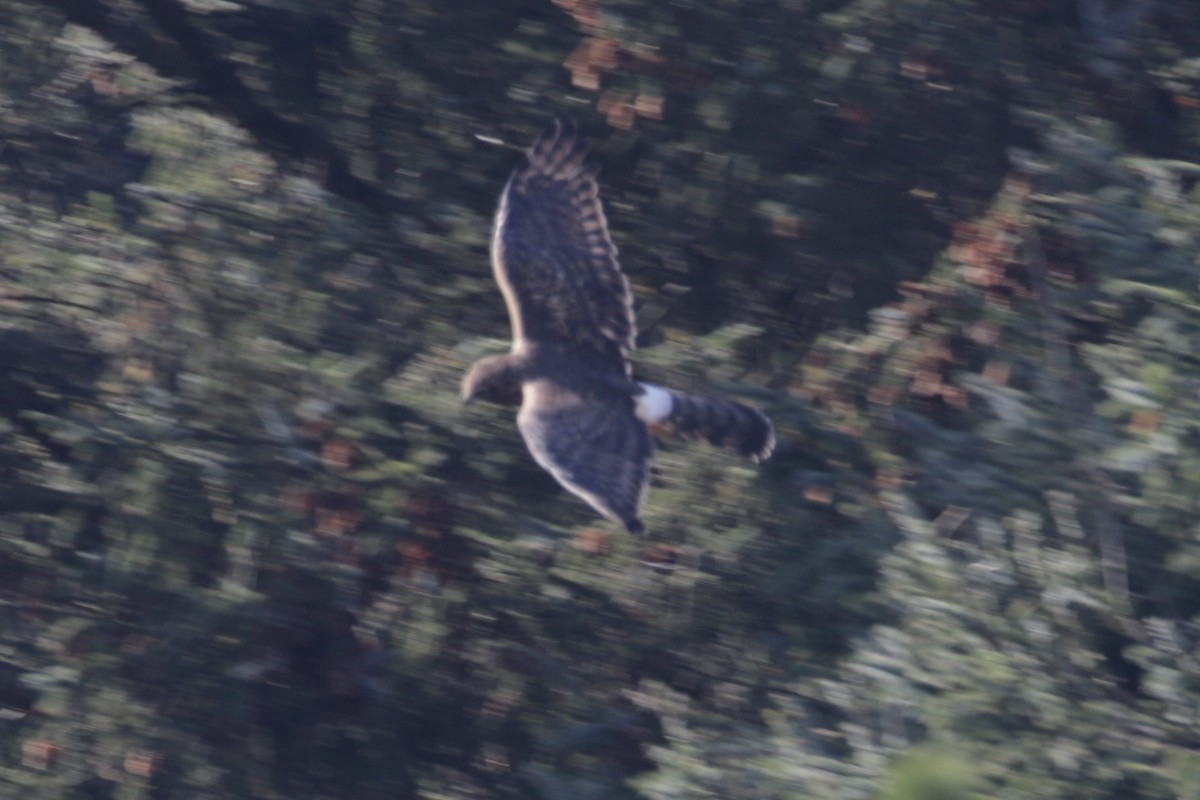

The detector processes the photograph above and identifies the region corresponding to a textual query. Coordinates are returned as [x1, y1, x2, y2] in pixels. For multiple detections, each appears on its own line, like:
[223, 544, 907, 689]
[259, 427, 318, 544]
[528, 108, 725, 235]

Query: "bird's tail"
[635, 383, 775, 462]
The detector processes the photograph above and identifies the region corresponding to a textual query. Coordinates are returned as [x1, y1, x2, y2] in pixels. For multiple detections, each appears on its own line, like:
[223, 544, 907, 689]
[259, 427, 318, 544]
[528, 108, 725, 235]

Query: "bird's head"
[462, 354, 523, 406]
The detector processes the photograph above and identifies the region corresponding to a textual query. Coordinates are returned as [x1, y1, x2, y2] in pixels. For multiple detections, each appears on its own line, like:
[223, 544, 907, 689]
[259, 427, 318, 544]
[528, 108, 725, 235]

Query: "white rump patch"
[634, 383, 674, 424]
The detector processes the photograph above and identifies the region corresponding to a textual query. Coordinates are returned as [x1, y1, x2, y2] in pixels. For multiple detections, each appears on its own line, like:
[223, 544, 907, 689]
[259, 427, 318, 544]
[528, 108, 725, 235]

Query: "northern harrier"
[463, 119, 773, 533]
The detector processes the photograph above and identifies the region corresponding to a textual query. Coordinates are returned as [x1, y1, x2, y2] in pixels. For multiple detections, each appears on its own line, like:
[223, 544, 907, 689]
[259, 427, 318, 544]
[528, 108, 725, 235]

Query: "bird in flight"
[463, 119, 774, 533]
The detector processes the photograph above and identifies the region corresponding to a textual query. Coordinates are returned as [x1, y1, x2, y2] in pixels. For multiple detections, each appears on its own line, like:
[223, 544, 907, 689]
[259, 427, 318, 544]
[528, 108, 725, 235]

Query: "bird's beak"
[463, 393, 475, 406]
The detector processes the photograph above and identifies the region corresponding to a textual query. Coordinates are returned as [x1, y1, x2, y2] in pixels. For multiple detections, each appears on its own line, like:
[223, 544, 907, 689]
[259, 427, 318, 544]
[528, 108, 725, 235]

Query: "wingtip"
[552, 116, 576, 140]
[550, 116, 579, 142]
[756, 426, 777, 462]
[527, 117, 589, 175]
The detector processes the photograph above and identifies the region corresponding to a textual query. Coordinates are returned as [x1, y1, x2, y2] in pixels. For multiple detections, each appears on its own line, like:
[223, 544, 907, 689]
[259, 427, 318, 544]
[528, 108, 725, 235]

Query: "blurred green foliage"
[0, 0, 1199, 798]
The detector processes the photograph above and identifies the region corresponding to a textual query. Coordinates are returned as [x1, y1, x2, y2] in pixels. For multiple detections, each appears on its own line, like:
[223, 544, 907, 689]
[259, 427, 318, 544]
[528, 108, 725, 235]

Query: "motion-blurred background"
[2, 0, 1200, 797]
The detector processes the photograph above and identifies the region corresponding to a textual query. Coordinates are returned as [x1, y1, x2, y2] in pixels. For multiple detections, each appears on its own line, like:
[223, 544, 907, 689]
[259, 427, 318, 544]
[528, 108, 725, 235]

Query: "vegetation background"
[2, 0, 1200, 797]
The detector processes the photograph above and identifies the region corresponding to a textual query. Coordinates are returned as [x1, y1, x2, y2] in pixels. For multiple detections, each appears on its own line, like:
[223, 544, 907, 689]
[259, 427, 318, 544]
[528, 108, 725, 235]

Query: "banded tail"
[634, 383, 775, 462]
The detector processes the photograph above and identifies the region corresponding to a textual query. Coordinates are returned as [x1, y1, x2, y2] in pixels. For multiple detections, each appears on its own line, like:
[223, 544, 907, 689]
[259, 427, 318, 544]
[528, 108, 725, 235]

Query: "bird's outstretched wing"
[492, 119, 635, 374]
[517, 380, 651, 534]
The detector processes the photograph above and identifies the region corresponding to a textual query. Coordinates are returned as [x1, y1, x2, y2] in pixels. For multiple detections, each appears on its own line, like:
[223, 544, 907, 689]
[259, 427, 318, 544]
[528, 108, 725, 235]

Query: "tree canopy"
[2, 0, 1200, 797]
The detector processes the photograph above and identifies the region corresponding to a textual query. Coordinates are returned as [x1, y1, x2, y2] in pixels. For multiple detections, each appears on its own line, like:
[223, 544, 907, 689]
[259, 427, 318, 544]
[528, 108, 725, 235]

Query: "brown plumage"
[646, 390, 774, 462]
[463, 119, 773, 533]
